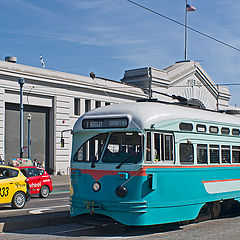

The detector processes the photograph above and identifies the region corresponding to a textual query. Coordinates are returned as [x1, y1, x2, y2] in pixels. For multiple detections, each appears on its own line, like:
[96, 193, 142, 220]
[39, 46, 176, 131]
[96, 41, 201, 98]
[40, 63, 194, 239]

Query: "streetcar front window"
[102, 132, 143, 163]
[73, 133, 108, 162]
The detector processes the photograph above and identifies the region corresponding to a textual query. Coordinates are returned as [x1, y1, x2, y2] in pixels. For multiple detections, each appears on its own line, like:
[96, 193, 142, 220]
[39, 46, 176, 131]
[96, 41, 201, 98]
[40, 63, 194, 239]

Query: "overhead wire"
[89, 2, 240, 105]
[126, 0, 240, 53]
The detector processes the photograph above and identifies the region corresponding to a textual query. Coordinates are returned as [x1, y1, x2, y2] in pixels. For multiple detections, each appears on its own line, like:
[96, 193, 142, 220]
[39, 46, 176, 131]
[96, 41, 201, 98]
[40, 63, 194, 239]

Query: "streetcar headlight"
[116, 185, 128, 198]
[92, 182, 101, 192]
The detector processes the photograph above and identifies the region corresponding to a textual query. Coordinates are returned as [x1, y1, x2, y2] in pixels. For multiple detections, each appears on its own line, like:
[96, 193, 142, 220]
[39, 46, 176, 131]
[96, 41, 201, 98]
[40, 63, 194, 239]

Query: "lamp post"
[27, 113, 32, 159]
[18, 77, 25, 158]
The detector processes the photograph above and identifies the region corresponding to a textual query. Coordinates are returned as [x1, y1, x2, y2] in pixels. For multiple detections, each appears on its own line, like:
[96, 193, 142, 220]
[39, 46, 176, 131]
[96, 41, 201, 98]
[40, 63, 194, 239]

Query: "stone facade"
[122, 61, 231, 110]
[0, 59, 235, 174]
[0, 60, 144, 174]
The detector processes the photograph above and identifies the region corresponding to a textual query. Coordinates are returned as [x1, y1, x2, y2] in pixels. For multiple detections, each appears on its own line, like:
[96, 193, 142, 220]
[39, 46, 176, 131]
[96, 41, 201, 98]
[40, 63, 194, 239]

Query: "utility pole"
[18, 77, 25, 158]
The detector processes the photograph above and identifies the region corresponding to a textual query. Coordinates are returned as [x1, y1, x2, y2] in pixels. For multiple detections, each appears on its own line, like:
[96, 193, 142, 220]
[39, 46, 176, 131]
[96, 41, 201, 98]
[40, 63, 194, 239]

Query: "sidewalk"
[51, 175, 70, 187]
[51, 175, 70, 193]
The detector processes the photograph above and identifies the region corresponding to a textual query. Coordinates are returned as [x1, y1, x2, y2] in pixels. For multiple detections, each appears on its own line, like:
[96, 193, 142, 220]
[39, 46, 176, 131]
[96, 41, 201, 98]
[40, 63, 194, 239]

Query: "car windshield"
[102, 132, 143, 163]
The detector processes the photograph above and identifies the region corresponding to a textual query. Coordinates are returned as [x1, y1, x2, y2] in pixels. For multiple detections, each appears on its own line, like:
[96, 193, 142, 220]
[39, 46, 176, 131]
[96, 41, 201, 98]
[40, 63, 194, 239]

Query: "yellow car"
[0, 165, 30, 208]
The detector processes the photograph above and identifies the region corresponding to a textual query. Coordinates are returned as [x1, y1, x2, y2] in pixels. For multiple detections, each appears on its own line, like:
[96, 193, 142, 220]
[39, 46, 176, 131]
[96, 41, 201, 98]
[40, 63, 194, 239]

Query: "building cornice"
[0, 60, 145, 99]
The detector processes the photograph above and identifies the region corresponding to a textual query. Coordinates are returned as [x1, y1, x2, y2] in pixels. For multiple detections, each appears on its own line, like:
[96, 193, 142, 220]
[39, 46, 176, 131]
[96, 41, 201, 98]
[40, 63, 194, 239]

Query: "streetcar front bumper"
[70, 199, 148, 216]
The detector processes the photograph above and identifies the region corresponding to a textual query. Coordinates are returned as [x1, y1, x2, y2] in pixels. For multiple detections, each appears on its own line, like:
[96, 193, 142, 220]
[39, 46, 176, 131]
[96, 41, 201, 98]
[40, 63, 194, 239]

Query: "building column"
[90, 100, 95, 111]
[55, 96, 71, 175]
[80, 98, 85, 115]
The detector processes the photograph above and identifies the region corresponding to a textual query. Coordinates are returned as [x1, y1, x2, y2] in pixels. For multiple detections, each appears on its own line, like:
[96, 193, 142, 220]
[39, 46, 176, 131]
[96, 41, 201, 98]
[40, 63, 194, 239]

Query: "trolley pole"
[27, 113, 32, 159]
[18, 77, 25, 158]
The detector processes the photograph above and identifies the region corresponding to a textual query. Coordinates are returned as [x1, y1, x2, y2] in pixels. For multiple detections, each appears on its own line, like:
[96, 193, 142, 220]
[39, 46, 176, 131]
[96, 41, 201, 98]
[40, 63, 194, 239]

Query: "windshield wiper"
[116, 153, 140, 169]
[88, 154, 98, 168]
[91, 160, 96, 168]
[90, 148, 104, 168]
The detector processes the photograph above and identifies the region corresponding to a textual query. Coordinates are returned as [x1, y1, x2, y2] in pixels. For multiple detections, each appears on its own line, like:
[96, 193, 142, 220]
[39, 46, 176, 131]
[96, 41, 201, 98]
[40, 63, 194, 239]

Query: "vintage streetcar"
[68, 100, 240, 226]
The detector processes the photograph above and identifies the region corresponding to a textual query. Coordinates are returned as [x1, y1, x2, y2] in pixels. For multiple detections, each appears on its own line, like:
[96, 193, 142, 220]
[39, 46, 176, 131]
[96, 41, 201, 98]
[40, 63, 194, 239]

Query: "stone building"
[121, 60, 231, 111]
[0, 58, 234, 174]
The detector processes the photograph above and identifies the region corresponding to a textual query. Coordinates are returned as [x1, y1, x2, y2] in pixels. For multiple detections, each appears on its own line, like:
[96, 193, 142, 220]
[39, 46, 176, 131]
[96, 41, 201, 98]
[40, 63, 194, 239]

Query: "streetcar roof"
[73, 102, 240, 132]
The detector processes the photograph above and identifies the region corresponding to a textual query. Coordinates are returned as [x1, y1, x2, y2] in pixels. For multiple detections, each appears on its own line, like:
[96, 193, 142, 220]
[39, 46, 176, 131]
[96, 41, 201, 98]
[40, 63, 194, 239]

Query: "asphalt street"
[1, 175, 240, 239]
[0, 186, 69, 218]
[1, 214, 240, 240]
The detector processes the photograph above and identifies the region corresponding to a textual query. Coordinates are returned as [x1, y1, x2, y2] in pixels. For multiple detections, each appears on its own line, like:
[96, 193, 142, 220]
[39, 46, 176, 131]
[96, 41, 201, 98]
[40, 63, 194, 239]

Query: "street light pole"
[18, 77, 25, 158]
[27, 113, 32, 159]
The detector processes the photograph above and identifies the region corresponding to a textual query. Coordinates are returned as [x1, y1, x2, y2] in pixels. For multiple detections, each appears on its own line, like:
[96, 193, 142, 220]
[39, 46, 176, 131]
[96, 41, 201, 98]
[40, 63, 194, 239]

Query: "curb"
[0, 211, 78, 233]
[52, 186, 70, 190]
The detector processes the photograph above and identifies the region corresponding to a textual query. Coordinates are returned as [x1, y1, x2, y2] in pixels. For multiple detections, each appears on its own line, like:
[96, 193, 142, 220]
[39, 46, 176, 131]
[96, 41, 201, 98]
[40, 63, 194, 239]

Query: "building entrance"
[5, 103, 50, 172]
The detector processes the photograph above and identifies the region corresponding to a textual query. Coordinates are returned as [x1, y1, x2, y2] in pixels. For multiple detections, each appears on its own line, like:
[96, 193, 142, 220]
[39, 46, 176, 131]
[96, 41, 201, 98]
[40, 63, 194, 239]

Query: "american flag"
[40, 54, 45, 68]
[186, 4, 196, 12]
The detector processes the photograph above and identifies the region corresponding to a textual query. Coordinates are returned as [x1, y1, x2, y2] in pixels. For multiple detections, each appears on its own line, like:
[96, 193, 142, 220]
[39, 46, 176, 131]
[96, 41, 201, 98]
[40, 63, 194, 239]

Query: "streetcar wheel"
[11, 191, 26, 209]
[194, 203, 211, 222]
[39, 185, 50, 198]
[210, 202, 221, 219]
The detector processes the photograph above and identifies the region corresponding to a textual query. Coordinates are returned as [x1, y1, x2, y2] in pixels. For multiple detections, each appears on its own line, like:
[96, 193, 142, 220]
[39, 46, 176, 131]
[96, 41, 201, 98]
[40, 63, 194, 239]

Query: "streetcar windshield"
[73, 133, 108, 162]
[102, 132, 143, 163]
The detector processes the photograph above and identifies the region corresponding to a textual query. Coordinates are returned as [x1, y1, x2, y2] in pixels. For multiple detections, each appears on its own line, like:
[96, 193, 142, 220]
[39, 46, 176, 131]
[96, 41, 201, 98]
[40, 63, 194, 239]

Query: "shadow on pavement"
[11, 214, 181, 238]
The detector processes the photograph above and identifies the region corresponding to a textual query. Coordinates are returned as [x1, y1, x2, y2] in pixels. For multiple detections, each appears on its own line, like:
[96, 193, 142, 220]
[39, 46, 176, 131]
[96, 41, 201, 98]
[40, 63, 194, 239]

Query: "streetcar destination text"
[82, 118, 128, 129]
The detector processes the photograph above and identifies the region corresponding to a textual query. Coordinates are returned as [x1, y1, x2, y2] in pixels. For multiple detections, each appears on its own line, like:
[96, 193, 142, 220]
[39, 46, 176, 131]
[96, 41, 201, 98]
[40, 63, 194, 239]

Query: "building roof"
[0, 60, 144, 99]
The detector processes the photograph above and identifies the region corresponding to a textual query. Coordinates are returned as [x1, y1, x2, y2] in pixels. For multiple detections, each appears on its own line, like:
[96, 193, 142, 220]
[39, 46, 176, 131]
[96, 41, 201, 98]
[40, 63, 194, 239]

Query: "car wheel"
[40, 185, 49, 198]
[11, 191, 26, 209]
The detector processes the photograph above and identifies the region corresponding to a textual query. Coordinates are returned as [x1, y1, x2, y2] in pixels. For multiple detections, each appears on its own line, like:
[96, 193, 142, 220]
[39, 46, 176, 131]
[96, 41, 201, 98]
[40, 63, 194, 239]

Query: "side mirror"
[60, 138, 65, 148]
[60, 129, 72, 148]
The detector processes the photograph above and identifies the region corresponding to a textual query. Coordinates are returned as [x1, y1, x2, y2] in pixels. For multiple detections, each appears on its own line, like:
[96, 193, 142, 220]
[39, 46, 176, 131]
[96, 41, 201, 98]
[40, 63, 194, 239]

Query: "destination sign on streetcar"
[82, 118, 128, 129]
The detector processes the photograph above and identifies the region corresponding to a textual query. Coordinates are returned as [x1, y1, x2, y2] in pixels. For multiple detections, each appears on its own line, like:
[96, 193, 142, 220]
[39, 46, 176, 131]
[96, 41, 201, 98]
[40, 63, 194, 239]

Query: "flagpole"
[184, 0, 188, 61]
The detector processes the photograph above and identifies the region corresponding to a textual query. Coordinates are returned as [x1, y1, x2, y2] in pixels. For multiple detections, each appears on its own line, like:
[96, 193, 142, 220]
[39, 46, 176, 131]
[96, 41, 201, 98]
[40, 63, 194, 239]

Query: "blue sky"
[1, 0, 240, 105]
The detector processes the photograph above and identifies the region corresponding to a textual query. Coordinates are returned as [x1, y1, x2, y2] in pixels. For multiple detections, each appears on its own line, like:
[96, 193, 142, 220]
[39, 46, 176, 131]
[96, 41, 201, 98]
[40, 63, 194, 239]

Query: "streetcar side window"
[73, 133, 108, 162]
[232, 129, 240, 136]
[154, 133, 160, 161]
[197, 144, 208, 164]
[209, 126, 219, 133]
[179, 123, 193, 131]
[180, 143, 194, 165]
[232, 146, 240, 163]
[164, 135, 173, 161]
[221, 145, 230, 164]
[210, 145, 220, 164]
[196, 124, 206, 132]
[146, 132, 151, 161]
[153, 133, 173, 163]
[221, 128, 230, 135]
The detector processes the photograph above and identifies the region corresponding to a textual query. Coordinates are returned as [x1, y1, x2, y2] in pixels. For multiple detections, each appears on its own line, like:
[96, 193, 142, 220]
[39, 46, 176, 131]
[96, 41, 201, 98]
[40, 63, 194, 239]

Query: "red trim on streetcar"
[202, 178, 240, 183]
[71, 168, 147, 181]
[71, 164, 240, 181]
[143, 164, 240, 169]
